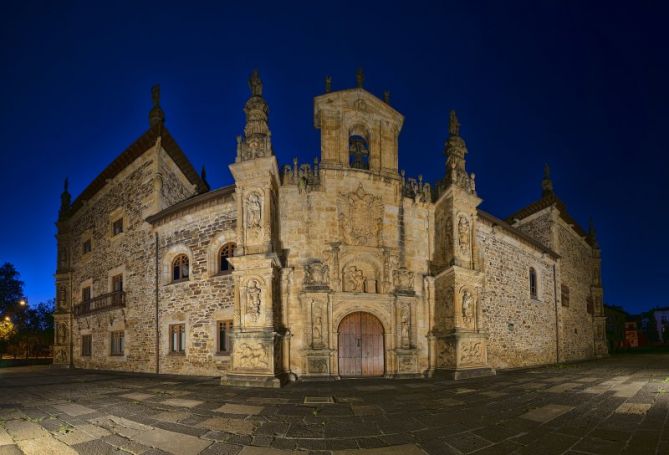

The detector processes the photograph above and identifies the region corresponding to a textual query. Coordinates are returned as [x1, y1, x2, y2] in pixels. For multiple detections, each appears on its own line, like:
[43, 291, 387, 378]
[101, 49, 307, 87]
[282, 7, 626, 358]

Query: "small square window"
[169, 324, 185, 354]
[217, 320, 233, 354]
[561, 284, 570, 307]
[82, 335, 92, 356]
[111, 331, 124, 356]
[83, 239, 92, 254]
[112, 218, 124, 236]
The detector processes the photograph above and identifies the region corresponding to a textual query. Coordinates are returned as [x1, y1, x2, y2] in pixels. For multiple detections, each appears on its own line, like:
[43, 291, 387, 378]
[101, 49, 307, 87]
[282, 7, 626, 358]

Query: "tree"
[0, 263, 24, 316]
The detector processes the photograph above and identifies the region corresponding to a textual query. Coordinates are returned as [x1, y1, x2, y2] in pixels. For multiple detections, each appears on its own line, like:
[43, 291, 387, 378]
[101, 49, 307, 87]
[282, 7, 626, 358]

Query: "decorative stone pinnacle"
[59, 177, 71, 220]
[149, 84, 165, 127]
[448, 110, 460, 137]
[249, 69, 263, 96]
[200, 165, 207, 183]
[542, 163, 554, 197]
[325, 76, 332, 93]
[356, 68, 364, 88]
[383, 90, 390, 104]
[587, 218, 600, 249]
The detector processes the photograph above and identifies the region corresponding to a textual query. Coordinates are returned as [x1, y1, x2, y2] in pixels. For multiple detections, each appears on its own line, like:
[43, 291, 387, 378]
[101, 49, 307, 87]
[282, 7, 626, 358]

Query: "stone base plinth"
[220, 372, 285, 388]
[436, 366, 496, 380]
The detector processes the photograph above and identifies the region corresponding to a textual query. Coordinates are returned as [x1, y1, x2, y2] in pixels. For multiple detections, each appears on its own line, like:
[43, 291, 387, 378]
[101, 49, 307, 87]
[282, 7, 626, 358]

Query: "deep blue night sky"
[1, 1, 667, 314]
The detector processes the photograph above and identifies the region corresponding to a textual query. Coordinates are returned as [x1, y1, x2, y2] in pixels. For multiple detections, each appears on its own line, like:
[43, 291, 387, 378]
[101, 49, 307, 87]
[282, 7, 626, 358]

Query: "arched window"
[219, 243, 236, 274]
[529, 267, 538, 299]
[349, 135, 369, 170]
[172, 254, 189, 282]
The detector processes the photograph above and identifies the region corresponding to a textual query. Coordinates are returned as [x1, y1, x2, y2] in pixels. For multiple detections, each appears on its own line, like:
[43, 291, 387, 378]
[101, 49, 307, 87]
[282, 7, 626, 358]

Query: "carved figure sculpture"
[312, 305, 324, 348]
[304, 261, 329, 287]
[458, 216, 470, 254]
[54, 348, 67, 364]
[393, 268, 415, 291]
[400, 307, 410, 349]
[462, 290, 474, 327]
[246, 193, 262, 229]
[460, 341, 482, 365]
[56, 323, 67, 344]
[246, 280, 262, 321]
[338, 184, 384, 247]
[345, 266, 365, 292]
[235, 342, 268, 369]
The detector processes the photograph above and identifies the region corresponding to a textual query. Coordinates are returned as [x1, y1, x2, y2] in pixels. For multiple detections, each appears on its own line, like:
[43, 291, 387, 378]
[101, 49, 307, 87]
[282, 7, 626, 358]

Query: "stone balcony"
[73, 290, 125, 317]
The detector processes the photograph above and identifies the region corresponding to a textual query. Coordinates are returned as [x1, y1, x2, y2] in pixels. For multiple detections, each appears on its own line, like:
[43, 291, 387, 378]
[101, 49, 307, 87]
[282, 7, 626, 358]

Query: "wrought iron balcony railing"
[73, 290, 125, 317]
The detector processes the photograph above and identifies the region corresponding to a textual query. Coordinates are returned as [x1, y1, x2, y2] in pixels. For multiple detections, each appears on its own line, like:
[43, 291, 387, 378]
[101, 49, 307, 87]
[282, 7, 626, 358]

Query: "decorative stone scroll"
[337, 184, 384, 247]
[234, 342, 269, 370]
[459, 340, 483, 365]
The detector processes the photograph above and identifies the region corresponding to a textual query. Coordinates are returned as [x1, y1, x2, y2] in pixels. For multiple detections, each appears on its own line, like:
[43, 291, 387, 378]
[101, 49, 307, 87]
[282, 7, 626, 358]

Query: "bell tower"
[223, 70, 285, 388]
[314, 71, 403, 177]
[431, 111, 495, 379]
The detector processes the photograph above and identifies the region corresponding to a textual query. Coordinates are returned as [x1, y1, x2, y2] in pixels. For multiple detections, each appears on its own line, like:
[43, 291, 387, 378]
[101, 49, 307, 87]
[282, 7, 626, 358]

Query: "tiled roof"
[146, 184, 236, 225]
[505, 193, 587, 238]
[478, 209, 559, 258]
[68, 124, 209, 217]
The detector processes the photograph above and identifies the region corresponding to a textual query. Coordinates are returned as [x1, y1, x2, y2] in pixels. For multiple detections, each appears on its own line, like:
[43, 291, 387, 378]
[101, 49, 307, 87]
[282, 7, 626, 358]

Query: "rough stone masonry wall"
[69, 147, 196, 373]
[556, 219, 595, 361]
[156, 200, 237, 376]
[476, 219, 558, 369]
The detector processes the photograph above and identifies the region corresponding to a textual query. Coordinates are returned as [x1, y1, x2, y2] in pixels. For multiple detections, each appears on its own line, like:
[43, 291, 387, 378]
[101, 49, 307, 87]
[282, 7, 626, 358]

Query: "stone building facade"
[53, 72, 607, 386]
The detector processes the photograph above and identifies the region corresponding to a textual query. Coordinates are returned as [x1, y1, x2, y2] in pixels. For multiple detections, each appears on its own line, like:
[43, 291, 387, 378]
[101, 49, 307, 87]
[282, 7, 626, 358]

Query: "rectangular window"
[111, 274, 123, 306]
[82, 286, 91, 302]
[217, 320, 233, 354]
[169, 324, 185, 354]
[111, 331, 124, 356]
[82, 335, 92, 356]
[83, 239, 91, 254]
[112, 218, 124, 236]
[561, 284, 570, 307]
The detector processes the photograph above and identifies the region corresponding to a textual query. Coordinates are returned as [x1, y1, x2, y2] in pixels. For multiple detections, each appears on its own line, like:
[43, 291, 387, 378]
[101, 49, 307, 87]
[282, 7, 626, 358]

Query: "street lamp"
[18, 298, 26, 307]
[3, 315, 9, 322]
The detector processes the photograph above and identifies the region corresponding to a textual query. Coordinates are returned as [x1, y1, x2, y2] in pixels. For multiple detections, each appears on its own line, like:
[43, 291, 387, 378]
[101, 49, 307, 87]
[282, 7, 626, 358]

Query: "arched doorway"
[338, 312, 384, 377]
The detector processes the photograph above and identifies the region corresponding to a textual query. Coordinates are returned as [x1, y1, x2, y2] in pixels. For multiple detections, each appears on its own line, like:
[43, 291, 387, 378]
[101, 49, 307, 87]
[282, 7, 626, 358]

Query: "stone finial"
[149, 84, 165, 127]
[201, 165, 207, 183]
[587, 218, 600, 249]
[325, 76, 332, 93]
[249, 69, 263, 96]
[59, 177, 71, 220]
[383, 90, 390, 104]
[448, 110, 460, 137]
[541, 163, 554, 197]
[356, 68, 365, 88]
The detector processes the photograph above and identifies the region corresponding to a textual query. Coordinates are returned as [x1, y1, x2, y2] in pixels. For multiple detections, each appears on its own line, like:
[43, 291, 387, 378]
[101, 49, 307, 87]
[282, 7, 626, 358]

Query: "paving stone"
[351, 405, 383, 416]
[615, 403, 652, 415]
[53, 403, 96, 417]
[101, 433, 152, 453]
[120, 393, 155, 401]
[54, 423, 111, 445]
[151, 410, 191, 423]
[214, 404, 264, 415]
[160, 398, 204, 408]
[17, 435, 79, 454]
[200, 442, 243, 455]
[520, 404, 574, 423]
[238, 447, 299, 454]
[612, 382, 646, 398]
[0, 428, 13, 446]
[334, 444, 427, 454]
[0, 445, 23, 455]
[545, 382, 580, 393]
[4, 420, 49, 441]
[198, 417, 257, 435]
[71, 439, 118, 455]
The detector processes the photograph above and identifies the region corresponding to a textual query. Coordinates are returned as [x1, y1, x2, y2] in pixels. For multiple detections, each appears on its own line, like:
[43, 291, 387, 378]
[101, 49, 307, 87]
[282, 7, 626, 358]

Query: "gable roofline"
[146, 184, 236, 226]
[505, 193, 587, 238]
[68, 124, 209, 217]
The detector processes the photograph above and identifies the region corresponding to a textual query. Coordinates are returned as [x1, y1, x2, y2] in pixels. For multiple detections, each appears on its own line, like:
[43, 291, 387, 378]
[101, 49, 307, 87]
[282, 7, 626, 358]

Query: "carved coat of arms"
[337, 184, 384, 246]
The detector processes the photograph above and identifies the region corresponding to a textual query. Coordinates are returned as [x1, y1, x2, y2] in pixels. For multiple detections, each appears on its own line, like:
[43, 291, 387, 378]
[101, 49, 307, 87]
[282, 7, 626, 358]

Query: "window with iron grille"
[82, 335, 92, 356]
[169, 324, 185, 354]
[217, 320, 233, 354]
[82, 286, 91, 302]
[83, 239, 92, 254]
[529, 268, 538, 299]
[111, 331, 124, 356]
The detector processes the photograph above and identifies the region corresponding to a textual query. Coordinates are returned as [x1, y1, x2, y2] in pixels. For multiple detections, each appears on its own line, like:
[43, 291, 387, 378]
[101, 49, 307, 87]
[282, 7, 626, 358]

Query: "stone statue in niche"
[304, 261, 329, 287]
[235, 342, 269, 370]
[400, 306, 410, 349]
[56, 322, 68, 345]
[461, 290, 475, 327]
[344, 266, 365, 292]
[246, 280, 262, 321]
[393, 268, 415, 292]
[54, 348, 67, 364]
[309, 358, 328, 374]
[246, 193, 262, 229]
[57, 286, 66, 310]
[458, 216, 470, 255]
[312, 304, 324, 348]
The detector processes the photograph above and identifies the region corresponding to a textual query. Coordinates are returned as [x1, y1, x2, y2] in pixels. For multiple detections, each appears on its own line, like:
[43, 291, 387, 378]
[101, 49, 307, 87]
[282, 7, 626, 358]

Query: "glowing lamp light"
[19, 299, 26, 306]
[3, 316, 9, 322]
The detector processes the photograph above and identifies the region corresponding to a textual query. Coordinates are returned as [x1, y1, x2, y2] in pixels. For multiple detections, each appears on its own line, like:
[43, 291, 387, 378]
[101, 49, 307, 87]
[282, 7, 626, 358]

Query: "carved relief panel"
[393, 268, 415, 294]
[245, 191, 263, 245]
[310, 298, 328, 349]
[240, 277, 267, 326]
[398, 303, 411, 349]
[457, 286, 478, 330]
[233, 341, 270, 371]
[457, 214, 471, 259]
[304, 261, 329, 289]
[337, 184, 384, 247]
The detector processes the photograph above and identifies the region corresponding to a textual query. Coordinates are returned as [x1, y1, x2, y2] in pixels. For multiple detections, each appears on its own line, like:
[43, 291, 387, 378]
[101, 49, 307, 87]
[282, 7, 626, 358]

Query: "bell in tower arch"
[349, 135, 369, 170]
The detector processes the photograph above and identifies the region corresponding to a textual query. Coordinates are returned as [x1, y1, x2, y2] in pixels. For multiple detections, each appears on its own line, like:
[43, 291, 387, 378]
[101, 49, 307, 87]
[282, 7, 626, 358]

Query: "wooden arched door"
[338, 312, 384, 377]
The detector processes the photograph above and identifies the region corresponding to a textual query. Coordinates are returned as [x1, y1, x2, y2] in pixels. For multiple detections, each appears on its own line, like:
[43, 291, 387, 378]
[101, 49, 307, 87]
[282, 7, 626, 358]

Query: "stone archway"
[338, 312, 384, 377]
